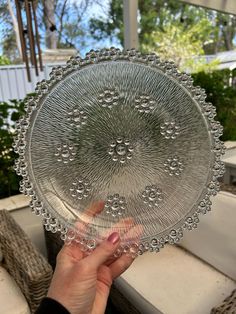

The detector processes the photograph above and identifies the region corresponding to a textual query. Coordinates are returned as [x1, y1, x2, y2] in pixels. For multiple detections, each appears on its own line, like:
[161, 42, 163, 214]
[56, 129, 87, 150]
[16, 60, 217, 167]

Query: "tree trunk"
[223, 28, 233, 51]
[213, 26, 221, 54]
[7, 0, 22, 59]
[44, 0, 57, 49]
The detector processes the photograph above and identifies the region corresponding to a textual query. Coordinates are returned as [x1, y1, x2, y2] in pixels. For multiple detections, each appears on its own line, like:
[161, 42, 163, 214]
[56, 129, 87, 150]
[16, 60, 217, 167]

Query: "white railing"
[0, 63, 65, 102]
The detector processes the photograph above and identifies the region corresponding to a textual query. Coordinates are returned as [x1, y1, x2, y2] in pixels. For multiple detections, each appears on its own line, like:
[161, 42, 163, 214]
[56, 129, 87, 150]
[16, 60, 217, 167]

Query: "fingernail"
[107, 232, 120, 245]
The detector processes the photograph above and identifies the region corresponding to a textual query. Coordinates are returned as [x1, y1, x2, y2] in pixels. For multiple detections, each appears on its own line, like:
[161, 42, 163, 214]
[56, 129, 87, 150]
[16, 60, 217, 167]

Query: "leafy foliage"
[0, 55, 11, 65]
[0, 98, 25, 198]
[193, 70, 236, 140]
[90, 0, 124, 44]
[141, 18, 217, 72]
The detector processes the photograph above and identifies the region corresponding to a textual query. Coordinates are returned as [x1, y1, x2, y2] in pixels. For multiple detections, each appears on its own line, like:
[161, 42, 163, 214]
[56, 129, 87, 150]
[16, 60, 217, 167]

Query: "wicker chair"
[44, 228, 63, 270]
[211, 289, 236, 314]
[0, 209, 53, 313]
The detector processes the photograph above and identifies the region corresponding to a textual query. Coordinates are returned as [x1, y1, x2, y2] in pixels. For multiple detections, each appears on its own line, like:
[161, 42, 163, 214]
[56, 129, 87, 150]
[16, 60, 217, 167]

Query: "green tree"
[142, 17, 217, 72]
[0, 0, 20, 61]
[90, 0, 220, 72]
[53, 0, 99, 49]
[209, 13, 236, 53]
[90, 0, 236, 56]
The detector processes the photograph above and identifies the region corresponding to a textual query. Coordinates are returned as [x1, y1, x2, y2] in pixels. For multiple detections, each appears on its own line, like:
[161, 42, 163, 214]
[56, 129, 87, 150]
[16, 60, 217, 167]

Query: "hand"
[47, 201, 140, 314]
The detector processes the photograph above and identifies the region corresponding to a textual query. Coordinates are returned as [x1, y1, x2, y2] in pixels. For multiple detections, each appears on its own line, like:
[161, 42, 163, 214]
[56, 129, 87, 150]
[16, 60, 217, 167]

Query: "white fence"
[0, 63, 64, 102]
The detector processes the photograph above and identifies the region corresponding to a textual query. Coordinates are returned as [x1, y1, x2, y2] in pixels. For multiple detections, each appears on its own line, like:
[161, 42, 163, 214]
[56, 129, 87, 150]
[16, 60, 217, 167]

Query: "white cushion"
[180, 191, 236, 280]
[116, 245, 236, 314]
[0, 266, 30, 314]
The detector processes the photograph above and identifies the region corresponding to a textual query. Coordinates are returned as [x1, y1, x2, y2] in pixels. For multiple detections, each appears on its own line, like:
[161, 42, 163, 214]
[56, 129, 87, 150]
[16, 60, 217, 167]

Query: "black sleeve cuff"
[35, 297, 70, 314]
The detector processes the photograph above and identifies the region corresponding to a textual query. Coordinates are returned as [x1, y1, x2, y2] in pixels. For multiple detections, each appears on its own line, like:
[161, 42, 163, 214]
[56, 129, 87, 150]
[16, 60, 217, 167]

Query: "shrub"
[192, 69, 236, 141]
[0, 98, 25, 198]
[0, 55, 11, 65]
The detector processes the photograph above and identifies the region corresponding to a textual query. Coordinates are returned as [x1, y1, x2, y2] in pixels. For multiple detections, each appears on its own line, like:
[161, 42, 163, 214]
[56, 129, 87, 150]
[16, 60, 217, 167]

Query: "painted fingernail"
[107, 232, 120, 245]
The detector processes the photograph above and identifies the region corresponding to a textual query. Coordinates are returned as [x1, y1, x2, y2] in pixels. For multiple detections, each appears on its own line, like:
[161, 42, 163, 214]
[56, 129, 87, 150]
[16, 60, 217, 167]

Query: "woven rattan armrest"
[211, 289, 236, 314]
[0, 209, 53, 313]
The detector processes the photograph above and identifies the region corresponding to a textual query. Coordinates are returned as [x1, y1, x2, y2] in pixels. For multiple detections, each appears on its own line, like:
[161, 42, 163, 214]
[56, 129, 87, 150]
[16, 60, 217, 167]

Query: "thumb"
[84, 232, 120, 269]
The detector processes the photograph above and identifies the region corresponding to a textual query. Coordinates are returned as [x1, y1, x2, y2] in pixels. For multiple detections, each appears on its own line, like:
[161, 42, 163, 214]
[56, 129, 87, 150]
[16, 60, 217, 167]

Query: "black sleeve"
[35, 297, 70, 314]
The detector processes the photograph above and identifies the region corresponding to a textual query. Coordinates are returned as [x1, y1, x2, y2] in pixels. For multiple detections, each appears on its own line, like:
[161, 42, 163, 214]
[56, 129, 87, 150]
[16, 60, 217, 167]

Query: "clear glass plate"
[14, 48, 225, 256]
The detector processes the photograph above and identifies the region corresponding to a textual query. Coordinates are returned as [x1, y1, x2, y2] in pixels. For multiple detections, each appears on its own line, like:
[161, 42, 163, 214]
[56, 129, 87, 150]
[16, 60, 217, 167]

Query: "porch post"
[123, 0, 139, 50]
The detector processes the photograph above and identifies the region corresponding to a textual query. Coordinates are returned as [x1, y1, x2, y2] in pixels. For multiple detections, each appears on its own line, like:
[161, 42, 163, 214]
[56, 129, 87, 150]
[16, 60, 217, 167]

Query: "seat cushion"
[0, 266, 30, 314]
[180, 191, 236, 280]
[116, 245, 236, 314]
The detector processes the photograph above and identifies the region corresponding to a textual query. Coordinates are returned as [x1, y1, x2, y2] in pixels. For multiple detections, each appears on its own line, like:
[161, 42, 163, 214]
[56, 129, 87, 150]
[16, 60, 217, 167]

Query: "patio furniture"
[211, 289, 236, 314]
[0, 209, 53, 313]
[115, 245, 236, 314]
[0, 266, 31, 314]
[114, 190, 236, 314]
[222, 142, 236, 184]
[223, 157, 236, 184]
[1, 192, 236, 314]
[44, 228, 63, 270]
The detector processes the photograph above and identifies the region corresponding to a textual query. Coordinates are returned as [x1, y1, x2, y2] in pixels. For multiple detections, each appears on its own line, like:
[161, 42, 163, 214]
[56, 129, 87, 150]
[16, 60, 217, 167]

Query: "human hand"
[47, 201, 141, 314]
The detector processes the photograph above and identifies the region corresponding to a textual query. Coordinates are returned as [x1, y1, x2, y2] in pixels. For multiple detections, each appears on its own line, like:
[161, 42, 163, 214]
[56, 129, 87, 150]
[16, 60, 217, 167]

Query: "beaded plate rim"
[13, 48, 225, 257]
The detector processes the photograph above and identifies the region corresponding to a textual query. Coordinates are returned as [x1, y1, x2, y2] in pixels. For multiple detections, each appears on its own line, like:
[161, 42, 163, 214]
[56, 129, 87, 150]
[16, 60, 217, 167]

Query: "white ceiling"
[179, 0, 236, 15]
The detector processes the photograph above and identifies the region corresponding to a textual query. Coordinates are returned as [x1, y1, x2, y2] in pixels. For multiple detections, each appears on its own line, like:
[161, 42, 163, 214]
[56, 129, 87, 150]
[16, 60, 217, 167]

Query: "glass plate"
[14, 48, 225, 256]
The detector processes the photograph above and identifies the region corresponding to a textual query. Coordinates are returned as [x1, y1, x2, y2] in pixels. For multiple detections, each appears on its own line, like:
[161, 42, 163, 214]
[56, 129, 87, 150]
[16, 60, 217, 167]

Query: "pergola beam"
[179, 0, 236, 15]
